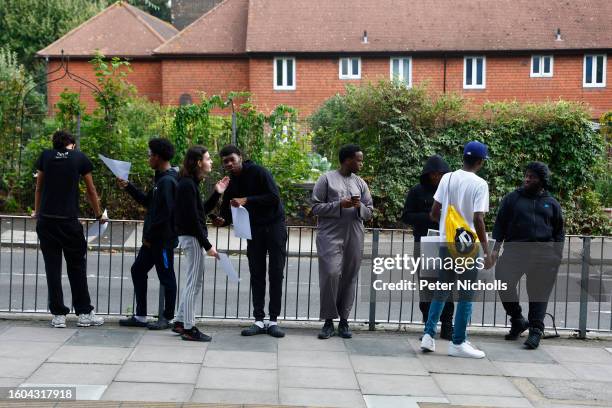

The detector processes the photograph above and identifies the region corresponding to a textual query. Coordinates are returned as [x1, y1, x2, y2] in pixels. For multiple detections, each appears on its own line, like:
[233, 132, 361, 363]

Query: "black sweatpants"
[246, 222, 287, 321]
[36, 217, 94, 316]
[131, 244, 177, 320]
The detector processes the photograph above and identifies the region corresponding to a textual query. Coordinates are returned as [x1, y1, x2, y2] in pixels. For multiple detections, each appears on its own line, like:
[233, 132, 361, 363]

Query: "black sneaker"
[338, 320, 352, 339]
[119, 316, 148, 327]
[241, 323, 266, 336]
[318, 320, 335, 339]
[147, 318, 170, 330]
[172, 321, 185, 335]
[524, 327, 543, 349]
[181, 326, 212, 342]
[440, 322, 453, 341]
[505, 317, 529, 340]
[267, 324, 285, 338]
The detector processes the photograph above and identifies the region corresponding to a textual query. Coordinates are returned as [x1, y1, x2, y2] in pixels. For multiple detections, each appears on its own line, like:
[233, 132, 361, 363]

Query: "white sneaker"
[420, 333, 435, 352]
[448, 341, 485, 359]
[51, 315, 66, 328]
[77, 311, 104, 327]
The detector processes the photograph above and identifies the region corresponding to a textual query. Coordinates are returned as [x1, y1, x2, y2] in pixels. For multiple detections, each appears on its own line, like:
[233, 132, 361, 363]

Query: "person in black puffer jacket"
[401, 155, 454, 340]
[492, 162, 564, 349]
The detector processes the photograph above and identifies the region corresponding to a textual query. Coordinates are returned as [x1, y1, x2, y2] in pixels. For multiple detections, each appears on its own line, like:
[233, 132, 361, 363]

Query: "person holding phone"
[311, 144, 374, 339]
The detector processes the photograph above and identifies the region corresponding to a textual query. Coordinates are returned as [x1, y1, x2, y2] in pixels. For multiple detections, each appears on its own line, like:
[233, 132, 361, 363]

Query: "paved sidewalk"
[0, 319, 612, 408]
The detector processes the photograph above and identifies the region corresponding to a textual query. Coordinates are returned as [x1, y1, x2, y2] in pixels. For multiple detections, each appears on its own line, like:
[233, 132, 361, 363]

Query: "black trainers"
[338, 320, 352, 339]
[181, 326, 212, 342]
[119, 316, 148, 327]
[440, 322, 453, 341]
[524, 327, 543, 349]
[241, 323, 266, 336]
[505, 317, 529, 340]
[172, 321, 185, 335]
[318, 320, 335, 339]
[147, 318, 170, 330]
[267, 324, 285, 338]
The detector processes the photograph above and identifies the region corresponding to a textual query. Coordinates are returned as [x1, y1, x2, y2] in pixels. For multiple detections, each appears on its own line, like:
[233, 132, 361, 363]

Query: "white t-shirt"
[433, 169, 489, 241]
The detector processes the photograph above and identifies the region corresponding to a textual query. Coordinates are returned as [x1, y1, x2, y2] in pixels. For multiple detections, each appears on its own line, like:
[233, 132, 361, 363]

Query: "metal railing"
[1, 215, 610, 338]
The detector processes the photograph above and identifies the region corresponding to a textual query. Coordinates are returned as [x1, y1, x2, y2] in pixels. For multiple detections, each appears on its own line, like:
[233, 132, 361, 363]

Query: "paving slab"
[0, 378, 23, 387]
[48, 346, 132, 365]
[279, 366, 358, 390]
[446, 395, 533, 407]
[19, 383, 107, 400]
[280, 387, 366, 408]
[363, 395, 449, 408]
[529, 378, 612, 402]
[492, 361, 575, 379]
[26, 363, 120, 385]
[102, 382, 193, 402]
[137, 331, 204, 348]
[206, 330, 278, 352]
[476, 341, 556, 363]
[0, 341, 60, 360]
[0, 326, 76, 343]
[0, 358, 45, 378]
[543, 345, 612, 364]
[128, 345, 206, 363]
[350, 355, 428, 376]
[357, 373, 443, 397]
[115, 361, 200, 384]
[344, 336, 415, 356]
[278, 333, 347, 352]
[560, 362, 612, 382]
[278, 349, 351, 368]
[202, 350, 276, 369]
[191, 388, 279, 405]
[432, 373, 523, 397]
[197, 367, 277, 391]
[417, 353, 501, 376]
[66, 328, 141, 348]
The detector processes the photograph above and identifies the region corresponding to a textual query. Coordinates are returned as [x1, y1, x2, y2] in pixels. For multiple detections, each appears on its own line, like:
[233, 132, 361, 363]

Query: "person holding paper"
[172, 146, 229, 341]
[211, 145, 287, 338]
[311, 144, 374, 339]
[33, 130, 106, 328]
[117, 138, 179, 330]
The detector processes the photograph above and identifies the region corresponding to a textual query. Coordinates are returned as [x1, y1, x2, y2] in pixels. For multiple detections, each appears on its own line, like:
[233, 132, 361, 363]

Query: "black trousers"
[246, 221, 287, 321]
[414, 242, 454, 324]
[36, 217, 94, 316]
[131, 243, 177, 320]
[496, 249, 559, 331]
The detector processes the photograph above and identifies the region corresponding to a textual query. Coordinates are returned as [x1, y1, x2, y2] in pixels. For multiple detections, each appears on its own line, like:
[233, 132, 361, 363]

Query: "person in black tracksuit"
[118, 138, 179, 330]
[401, 155, 454, 340]
[492, 162, 564, 349]
[211, 145, 287, 338]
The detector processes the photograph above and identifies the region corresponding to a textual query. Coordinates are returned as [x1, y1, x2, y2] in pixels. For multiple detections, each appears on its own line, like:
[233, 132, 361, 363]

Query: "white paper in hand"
[87, 209, 108, 243]
[217, 253, 240, 283]
[231, 205, 252, 240]
[99, 154, 131, 181]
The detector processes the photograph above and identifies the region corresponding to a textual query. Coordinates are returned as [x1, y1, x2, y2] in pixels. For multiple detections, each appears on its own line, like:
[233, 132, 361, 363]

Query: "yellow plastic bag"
[444, 172, 479, 259]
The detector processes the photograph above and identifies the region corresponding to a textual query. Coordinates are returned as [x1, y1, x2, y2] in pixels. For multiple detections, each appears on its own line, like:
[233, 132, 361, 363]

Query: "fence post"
[578, 236, 591, 339]
[158, 285, 165, 321]
[369, 229, 380, 331]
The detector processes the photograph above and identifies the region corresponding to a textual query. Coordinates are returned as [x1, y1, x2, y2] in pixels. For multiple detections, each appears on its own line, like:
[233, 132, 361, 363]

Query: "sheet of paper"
[419, 235, 440, 278]
[86, 209, 108, 243]
[98, 154, 131, 181]
[231, 205, 252, 240]
[217, 253, 241, 283]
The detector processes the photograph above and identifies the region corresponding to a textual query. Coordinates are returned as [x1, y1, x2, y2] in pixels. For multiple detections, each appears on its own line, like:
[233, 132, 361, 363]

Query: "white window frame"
[339, 57, 361, 79]
[530, 55, 554, 78]
[273, 57, 296, 90]
[463, 56, 486, 89]
[389, 57, 412, 87]
[583, 54, 607, 88]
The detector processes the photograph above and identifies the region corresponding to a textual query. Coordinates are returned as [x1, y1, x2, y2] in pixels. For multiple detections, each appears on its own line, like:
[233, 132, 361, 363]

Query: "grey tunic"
[311, 170, 374, 320]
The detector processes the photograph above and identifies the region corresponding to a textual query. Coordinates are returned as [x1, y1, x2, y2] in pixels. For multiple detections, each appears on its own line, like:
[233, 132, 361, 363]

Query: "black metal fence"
[1, 215, 610, 338]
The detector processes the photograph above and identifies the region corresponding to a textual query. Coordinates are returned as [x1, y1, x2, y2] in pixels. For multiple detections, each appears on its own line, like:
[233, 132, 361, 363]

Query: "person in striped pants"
[173, 146, 229, 341]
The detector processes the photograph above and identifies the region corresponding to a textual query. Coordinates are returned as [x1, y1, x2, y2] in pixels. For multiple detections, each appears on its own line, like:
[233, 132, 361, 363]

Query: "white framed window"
[583, 54, 607, 88]
[273, 57, 296, 90]
[531, 55, 553, 77]
[463, 56, 486, 89]
[339, 57, 361, 79]
[390, 57, 412, 87]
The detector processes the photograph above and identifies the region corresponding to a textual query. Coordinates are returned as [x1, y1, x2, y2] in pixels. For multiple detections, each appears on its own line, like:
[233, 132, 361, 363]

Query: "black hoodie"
[126, 167, 178, 247]
[174, 176, 220, 250]
[401, 155, 450, 241]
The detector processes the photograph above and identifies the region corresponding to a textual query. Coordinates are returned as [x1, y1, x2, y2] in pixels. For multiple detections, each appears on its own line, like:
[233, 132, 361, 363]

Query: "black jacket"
[492, 187, 565, 243]
[174, 176, 220, 250]
[126, 167, 178, 247]
[401, 155, 450, 241]
[219, 160, 285, 227]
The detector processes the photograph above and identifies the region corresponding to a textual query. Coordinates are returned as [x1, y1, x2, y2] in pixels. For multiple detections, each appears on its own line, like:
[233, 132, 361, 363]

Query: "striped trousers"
[175, 236, 206, 329]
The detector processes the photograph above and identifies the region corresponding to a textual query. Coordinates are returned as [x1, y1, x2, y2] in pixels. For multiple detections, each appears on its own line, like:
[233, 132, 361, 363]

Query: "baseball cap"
[463, 141, 489, 159]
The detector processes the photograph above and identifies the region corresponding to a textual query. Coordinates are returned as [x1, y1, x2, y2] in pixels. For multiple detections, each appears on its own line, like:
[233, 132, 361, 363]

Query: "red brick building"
[40, 0, 611, 118]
